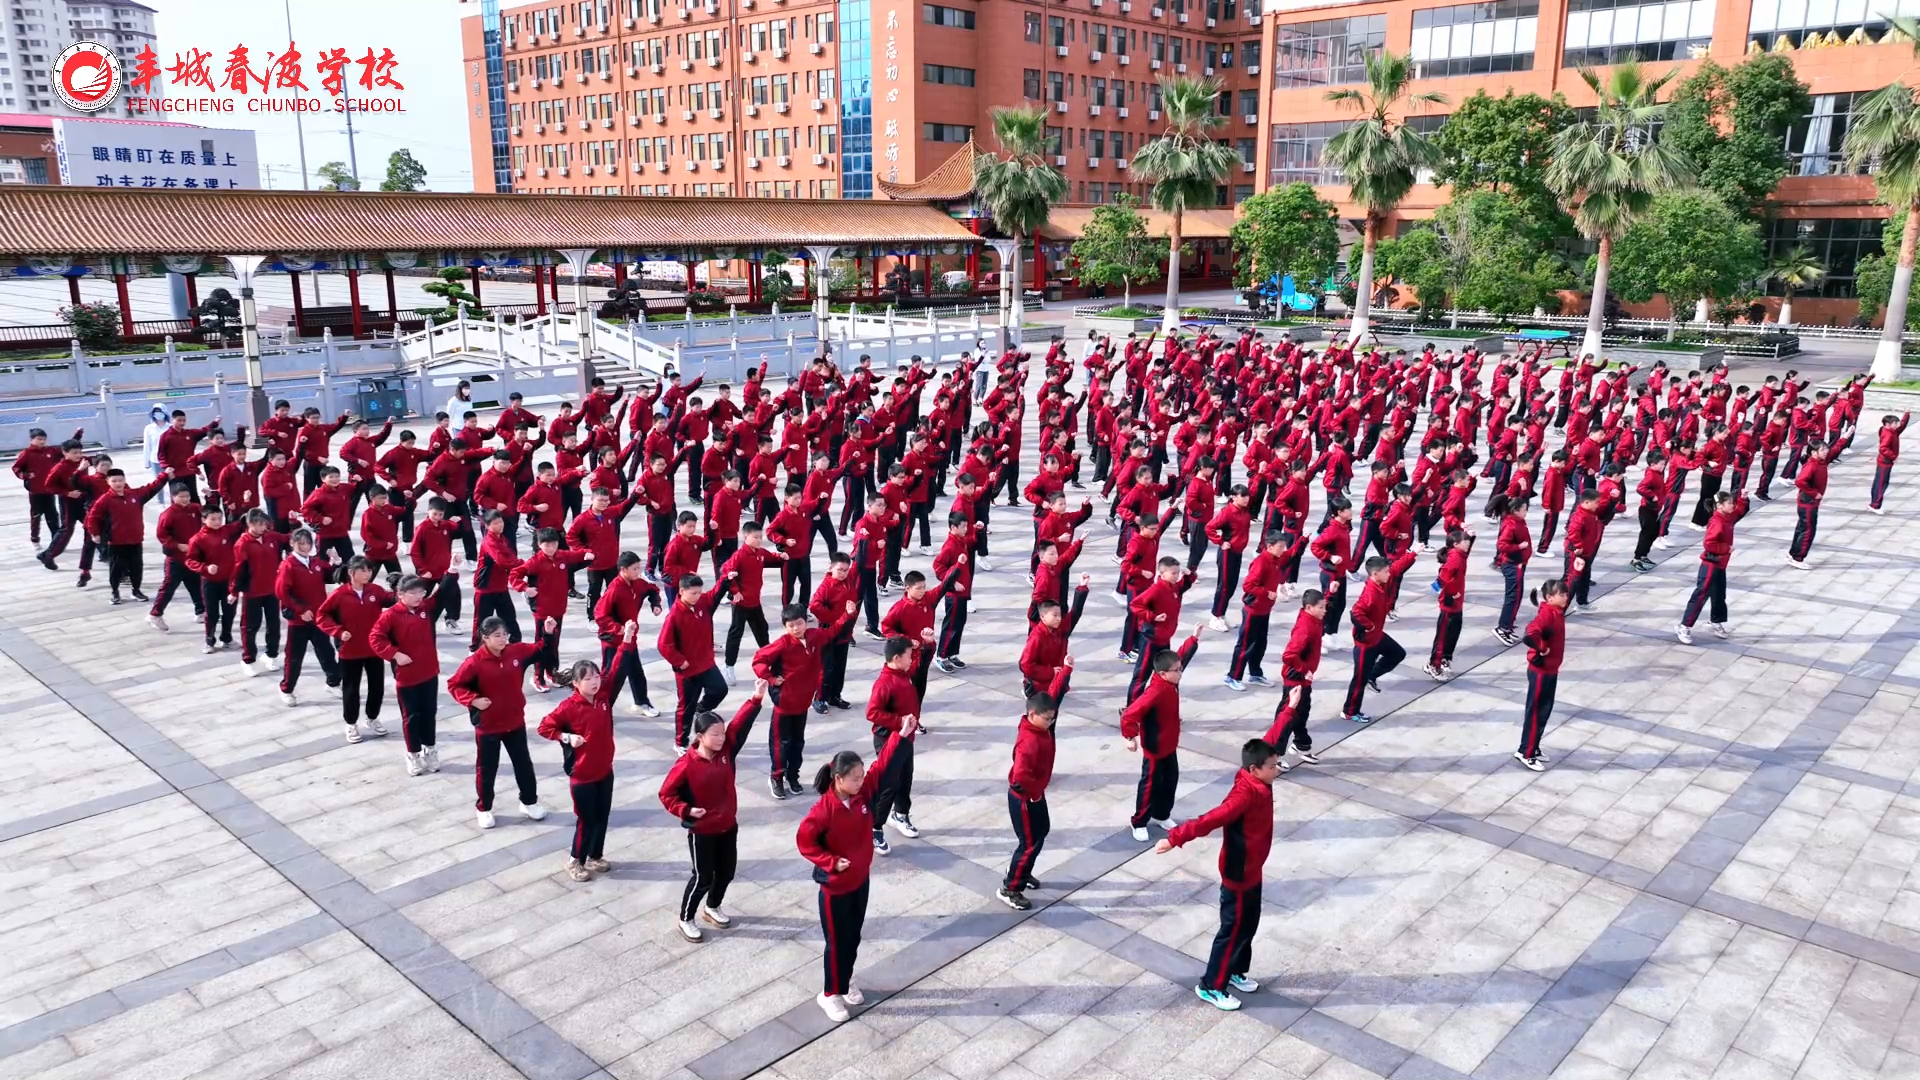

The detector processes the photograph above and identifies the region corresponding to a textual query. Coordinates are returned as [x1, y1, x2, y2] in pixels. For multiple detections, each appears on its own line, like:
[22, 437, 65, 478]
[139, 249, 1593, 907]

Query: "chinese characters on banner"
[51, 118, 264, 190]
[116, 42, 405, 118]
[882, 8, 899, 183]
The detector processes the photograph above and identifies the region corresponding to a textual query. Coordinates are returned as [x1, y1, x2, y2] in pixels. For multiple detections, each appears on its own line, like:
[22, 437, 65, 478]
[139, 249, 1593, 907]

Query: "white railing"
[825, 306, 991, 368]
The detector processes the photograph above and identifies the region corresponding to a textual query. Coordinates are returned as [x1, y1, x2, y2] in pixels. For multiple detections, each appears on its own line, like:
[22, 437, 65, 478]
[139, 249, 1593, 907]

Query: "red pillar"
[534, 265, 547, 316]
[113, 272, 133, 335]
[869, 256, 879, 297]
[385, 269, 398, 319]
[550, 263, 562, 307]
[686, 261, 697, 292]
[184, 272, 199, 313]
[800, 257, 811, 302]
[469, 267, 483, 307]
[67, 274, 83, 307]
[347, 269, 365, 339]
[924, 254, 935, 298]
[967, 219, 981, 283]
[1201, 244, 1211, 280]
[289, 271, 306, 334]
[1034, 242, 1046, 288]
[613, 262, 628, 290]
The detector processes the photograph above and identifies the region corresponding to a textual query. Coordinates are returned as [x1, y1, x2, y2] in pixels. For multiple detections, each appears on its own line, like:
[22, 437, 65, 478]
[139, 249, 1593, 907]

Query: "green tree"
[378, 148, 429, 192]
[1843, 15, 1920, 375]
[973, 105, 1067, 344]
[1434, 189, 1574, 318]
[61, 301, 122, 350]
[316, 161, 360, 191]
[1323, 52, 1447, 342]
[1372, 226, 1453, 317]
[1430, 89, 1575, 228]
[1608, 191, 1764, 331]
[1071, 194, 1160, 307]
[1130, 76, 1239, 332]
[1849, 218, 1915, 331]
[1662, 55, 1810, 218]
[759, 252, 796, 304]
[1767, 244, 1826, 328]
[417, 266, 485, 324]
[1545, 61, 1694, 358]
[1228, 182, 1341, 293]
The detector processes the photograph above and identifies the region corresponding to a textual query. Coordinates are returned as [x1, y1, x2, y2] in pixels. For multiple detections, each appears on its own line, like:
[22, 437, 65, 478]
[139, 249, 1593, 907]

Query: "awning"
[1037, 206, 1238, 241]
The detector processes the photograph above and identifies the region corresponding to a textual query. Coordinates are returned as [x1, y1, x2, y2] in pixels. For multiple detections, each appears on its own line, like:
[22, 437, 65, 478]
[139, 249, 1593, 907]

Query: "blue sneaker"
[872, 830, 891, 855]
[1229, 974, 1259, 993]
[1195, 986, 1242, 1011]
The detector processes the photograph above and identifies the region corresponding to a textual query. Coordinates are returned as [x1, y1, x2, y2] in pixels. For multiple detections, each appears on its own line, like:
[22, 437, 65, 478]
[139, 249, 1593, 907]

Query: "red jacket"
[1019, 590, 1086, 696]
[1494, 514, 1531, 568]
[657, 589, 724, 675]
[229, 529, 286, 599]
[509, 548, 590, 619]
[1008, 717, 1056, 800]
[1280, 607, 1323, 682]
[536, 644, 629, 782]
[718, 543, 783, 607]
[274, 553, 331, 620]
[595, 574, 661, 641]
[299, 485, 352, 539]
[1435, 548, 1468, 613]
[867, 665, 921, 735]
[184, 522, 244, 584]
[1350, 551, 1416, 646]
[1119, 634, 1198, 758]
[1240, 549, 1286, 616]
[370, 602, 440, 687]
[1524, 603, 1566, 673]
[1700, 497, 1748, 567]
[809, 571, 859, 644]
[662, 531, 707, 584]
[409, 517, 459, 579]
[753, 614, 854, 713]
[317, 583, 394, 660]
[84, 477, 168, 544]
[473, 533, 522, 595]
[360, 503, 406, 562]
[1167, 767, 1274, 889]
[565, 495, 638, 564]
[796, 733, 901, 895]
[450, 643, 542, 733]
[216, 457, 268, 515]
[1127, 573, 1196, 649]
[154, 503, 203, 556]
[658, 699, 762, 834]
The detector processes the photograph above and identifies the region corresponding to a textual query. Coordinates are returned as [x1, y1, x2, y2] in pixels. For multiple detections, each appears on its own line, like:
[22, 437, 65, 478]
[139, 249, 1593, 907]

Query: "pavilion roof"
[1036, 207, 1237, 241]
[875, 139, 981, 201]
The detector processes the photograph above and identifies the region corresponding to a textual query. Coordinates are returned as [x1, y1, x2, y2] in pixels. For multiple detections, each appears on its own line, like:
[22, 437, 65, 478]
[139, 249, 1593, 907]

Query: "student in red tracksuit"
[1515, 579, 1569, 771]
[1204, 485, 1254, 627]
[370, 574, 443, 775]
[865, 636, 923, 853]
[317, 556, 394, 743]
[1121, 625, 1203, 840]
[1272, 590, 1328, 762]
[595, 552, 664, 717]
[1225, 528, 1298, 691]
[755, 600, 859, 797]
[84, 468, 170, 604]
[1787, 440, 1829, 568]
[658, 572, 728, 747]
[470, 511, 524, 650]
[410, 498, 465, 630]
[1154, 738, 1282, 1011]
[881, 565, 961, 702]
[299, 467, 356, 573]
[147, 482, 206, 630]
[1019, 581, 1087, 701]
[1424, 529, 1473, 679]
[1560, 488, 1602, 610]
[450, 616, 548, 829]
[808, 554, 859, 711]
[538, 623, 636, 880]
[274, 528, 342, 706]
[930, 512, 974, 670]
[1676, 490, 1749, 644]
[1487, 494, 1533, 645]
[1125, 554, 1198, 700]
[796, 723, 911, 1023]
[184, 508, 244, 652]
[1870, 412, 1909, 513]
[996, 691, 1062, 911]
[1308, 497, 1355, 635]
[717, 521, 785, 680]
[508, 527, 593, 691]
[229, 510, 287, 671]
[658, 681, 765, 942]
[567, 486, 641, 615]
[1342, 551, 1415, 724]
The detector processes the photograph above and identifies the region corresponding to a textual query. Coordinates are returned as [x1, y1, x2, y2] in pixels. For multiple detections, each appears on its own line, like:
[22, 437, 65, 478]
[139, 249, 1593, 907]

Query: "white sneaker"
[700, 904, 732, 928]
[1870, 505, 1886, 516]
[424, 746, 442, 772]
[345, 724, 363, 744]
[1131, 826, 1150, 842]
[405, 751, 424, 776]
[279, 691, 297, 707]
[1787, 556, 1809, 570]
[147, 614, 168, 632]
[201, 643, 215, 654]
[444, 619, 459, 634]
[364, 717, 388, 737]
[1208, 615, 1229, 633]
[1149, 817, 1173, 830]
[240, 658, 261, 678]
[817, 992, 849, 1022]
[1675, 624, 1693, 645]
[631, 702, 661, 717]
[976, 556, 993, 572]
[521, 801, 547, 820]
[1223, 677, 1246, 692]
[888, 812, 920, 838]
[476, 809, 497, 829]
[1711, 623, 1731, 639]
[1655, 537, 1671, 550]
[1110, 591, 1128, 605]
[843, 985, 865, 1006]
[723, 665, 737, 687]
[1228, 974, 1260, 993]
[679, 919, 704, 942]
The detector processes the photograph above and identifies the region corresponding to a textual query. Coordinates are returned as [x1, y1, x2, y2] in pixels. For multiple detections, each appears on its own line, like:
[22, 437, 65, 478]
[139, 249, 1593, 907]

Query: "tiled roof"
[876, 140, 980, 201]
[0, 186, 983, 258]
[1038, 206, 1238, 241]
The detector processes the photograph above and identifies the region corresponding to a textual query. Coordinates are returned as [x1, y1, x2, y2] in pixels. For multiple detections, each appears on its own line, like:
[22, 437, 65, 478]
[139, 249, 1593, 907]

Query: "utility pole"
[284, 0, 310, 190]
[343, 98, 361, 189]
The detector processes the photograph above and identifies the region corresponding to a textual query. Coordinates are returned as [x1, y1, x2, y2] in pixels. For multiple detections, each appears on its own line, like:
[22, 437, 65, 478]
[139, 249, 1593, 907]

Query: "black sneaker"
[130, 589, 149, 602]
[812, 699, 829, 714]
[770, 776, 788, 800]
[997, 886, 1033, 910]
[1021, 877, 1044, 891]
[830, 697, 854, 711]
[38, 554, 57, 572]
[1366, 677, 1381, 693]
[785, 775, 802, 794]
[872, 830, 891, 855]
[109, 593, 123, 605]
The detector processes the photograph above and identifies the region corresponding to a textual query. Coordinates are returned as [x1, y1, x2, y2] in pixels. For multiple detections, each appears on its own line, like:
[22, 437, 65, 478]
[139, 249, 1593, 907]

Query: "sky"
[138, 0, 477, 191]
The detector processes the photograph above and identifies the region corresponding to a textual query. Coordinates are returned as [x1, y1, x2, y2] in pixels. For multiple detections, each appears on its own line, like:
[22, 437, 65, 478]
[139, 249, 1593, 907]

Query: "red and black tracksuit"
[659, 698, 761, 920]
[449, 642, 544, 812]
[537, 644, 629, 861]
[1006, 714, 1056, 891]
[508, 548, 590, 682]
[274, 553, 341, 694]
[150, 502, 206, 620]
[1273, 607, 1323, 753]
[753, 614, 855, 785]
[1166, 767, 1274, 992]
[796, 732, 901, 997]
[317, 582, 394, 728]
[370, 602, 441, 752]
[1683, 497, 1747, 628]
[470, 533, 524, 650]
[184, 521, 243, 647]
[1518, 603, 1565, 759]
[595, 574, 661, 710]
[658, 589, 728, 747]
[229, 529, 286, 663]
[866, 666, 921, 827]
[1343, 551, 1415, 719]
[1429, 547, 1467, 669]
[1871, 414, 1908, 510]
[1120, 634, 1198, 828]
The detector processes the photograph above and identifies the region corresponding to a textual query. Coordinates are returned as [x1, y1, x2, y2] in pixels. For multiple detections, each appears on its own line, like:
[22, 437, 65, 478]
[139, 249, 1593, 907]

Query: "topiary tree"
[417, 267, 485, 324]
[192, 287, 242, 342]
[760, 253, 796, 304]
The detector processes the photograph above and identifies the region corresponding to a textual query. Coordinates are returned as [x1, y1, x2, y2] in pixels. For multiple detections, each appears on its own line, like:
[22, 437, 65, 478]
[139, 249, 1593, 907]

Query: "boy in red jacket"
[1121, 625, 1204, 841]
[183, 506, 244, 653]
[84, 468, 170, 604]
[997, 691, 1062, 911]
[658, 572, 729, 748]
[865, 636, 924, 854]
[509, 527, 594, 691]
[1423, 529, 1473, 680]
[274, 528, 342, 707]
[755, 599, 858, 797]
[450, 615, 548, 829]
[147, 481, 206, 631]
[1273, 590, 1328, 764]
[658, 682, 766, 941]
[1342, 552, 1416, 725]
[317, 555, 395, 743]
[1153, 737, 1283, 1012]
[1224, 528, 1299, 692]
[371, 575, 444, 775]
[1869, 411, 1909, 514]
[230, 509, 287, 672]
[1676, 490, 1749, 645]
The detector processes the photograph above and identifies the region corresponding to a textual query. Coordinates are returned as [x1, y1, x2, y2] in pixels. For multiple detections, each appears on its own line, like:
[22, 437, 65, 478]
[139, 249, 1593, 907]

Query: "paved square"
[2, 353, 1918, 1080]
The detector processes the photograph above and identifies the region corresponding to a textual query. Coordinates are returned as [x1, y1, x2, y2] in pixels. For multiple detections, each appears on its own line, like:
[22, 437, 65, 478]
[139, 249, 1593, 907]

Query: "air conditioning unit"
[743, 0, 754, 5]
[774, 46, 787, 58]
[743, 50, 755, 63]
[576, 72, 588, 83]
[600, 70, 613, 81]
[687, 160, 700, 171]
[1114, 157, 1127, 168]
[583, 164, 596, 175]
[1089, 104, 1102, 116]
[1175, 62, 1187, 73]
[1178, 11, 1189, 21]
[812, 153, 827, 165]
[706, 0, 719, 11]
[1118, 54, 1130, 65]
[629, 114, 642, 126]
[537, 166, 549, 177]
[1206, 16, 1216, 25]
[558, 165, 570, 175]
[651, 62, 665, 73]
[1241, 161, 1255, 173]
[514, 166, 526, 177]
[508, 80, 519, 92]
[549, 31, 563, 41]
[1150, 58, 1162, 69]
[648, 10, 661, 20]
[632, 162, 644, 173]
[1054, 100, 1068, 113]
[1243, 113, 1257, 124]
[1054, 155, 1067, 166]
[776, 154, 791, 167]
[682, 109, 695, 120]
[677, 5, 690, 16]
[534, 122, 546, 133]
[707, 56, 721, 66]
[511, 124, 523, 135]
[1204, 66, 1214, 76]
[656, 160, 670, 171]
[1117, 106, 1129, 117]
[624, 17, 635, 27]
[1091, 50, 1103, 60]
[1088, 156, 1101, 167]
[626, 66, 638, 77]
[775, 101, 789, 113]
[653, 113, 667, 123]
[1151, 5, 1163, 15]
[809, 42, 822, 54]
[602, 117, 614, 128]
[1247, 13, 1261, 23]
[1056, 45, 1069, 56]
[1246, 64, 1260, 75]
[709, 107, 723, 118]
[556, 120, 568, 131]
[712, 157, 725, 170]
[1147, 109, 1159, 120]
[811, 98, 825, 111]
[746, 103, 759, 116]
[1120, 0, 1131, 8]
[680, 59, 693, 70]
[573, 24, 586, 35]
[531, 77, 543, 88]
[748, 156, 761, 168]
[1092, 0, 1102, 6]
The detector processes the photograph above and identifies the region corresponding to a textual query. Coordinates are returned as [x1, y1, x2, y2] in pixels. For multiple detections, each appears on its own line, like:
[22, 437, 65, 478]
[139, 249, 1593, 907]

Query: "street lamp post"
[224, 255, 270, 428]
[989, 239, 1021, 351]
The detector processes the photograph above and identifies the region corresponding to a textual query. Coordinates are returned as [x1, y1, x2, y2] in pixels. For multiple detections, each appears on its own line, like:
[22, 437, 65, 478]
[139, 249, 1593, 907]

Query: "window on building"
[1048, 71, 1066, 101]
[1562, 0, 1714, 67]
[925, 122, 974, 141]
[1235, 137, 1256, 164]
[1765, 217, 1884, 298]
[820, 125, 838, 152]
[924, 63, 975, 85]
[1749, 0, 1885, 49]
[1025, 12, 1043, 42]
[924, 4, 975, 28]
[1787, 92, 1870, 177]
[1088, 182, 1105, 203]
[1113, 25, 1129, 54]
[1272, 14, 1385, 87]
[1412, 1, 1538, 77]
[1234, 184, 1254, 203]
[1024, 68, 1042, 99]
[1094, 24, 1109, 52]
[1091, 77, 1107, 105]
[1268, 120, 1351, 184]
[1046, 125, 1064, 155]
[1238, 89, 1259, 116]
[1050, 15, 1067, 46]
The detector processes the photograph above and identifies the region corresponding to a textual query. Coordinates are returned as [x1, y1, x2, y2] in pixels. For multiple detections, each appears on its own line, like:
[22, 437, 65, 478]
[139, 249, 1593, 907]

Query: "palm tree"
[1844, 14, 1920, 378]
[1767, 245, 1826, 328]
[1129, 76, 1239, 333]
[974, 106, 1067, 347]
[1322, 53, 1447, 344]
[1545, 61, 1693, 360]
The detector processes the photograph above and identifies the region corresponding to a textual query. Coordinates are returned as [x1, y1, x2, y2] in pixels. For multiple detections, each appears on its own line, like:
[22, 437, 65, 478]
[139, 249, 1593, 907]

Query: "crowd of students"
[9, 326, 1903, 1022]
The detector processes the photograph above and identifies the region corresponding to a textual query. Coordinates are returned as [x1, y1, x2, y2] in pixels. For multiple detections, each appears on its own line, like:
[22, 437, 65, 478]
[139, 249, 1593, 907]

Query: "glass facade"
[1562, 0, 1714, 68]
[1269, 120, 1351, 185]
[1748, 0, 1904, 50]
[482, 0, 514, 192]
[839, 0, 873, 198]
[1787, 92, 1870, 177]
[1272, 15, 1386, 88]
[1764, 217, 1886, 298]
[1411, 2, 1539, 77]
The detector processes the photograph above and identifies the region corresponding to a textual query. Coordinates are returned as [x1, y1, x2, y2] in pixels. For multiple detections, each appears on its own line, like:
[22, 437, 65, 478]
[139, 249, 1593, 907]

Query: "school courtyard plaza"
[2, 363, 1920, 1080]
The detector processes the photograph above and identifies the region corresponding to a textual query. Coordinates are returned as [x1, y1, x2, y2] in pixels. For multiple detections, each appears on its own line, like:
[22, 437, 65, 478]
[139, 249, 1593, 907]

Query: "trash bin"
[1044, 283, 1064, 303]
[356, 378, 409, 421]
